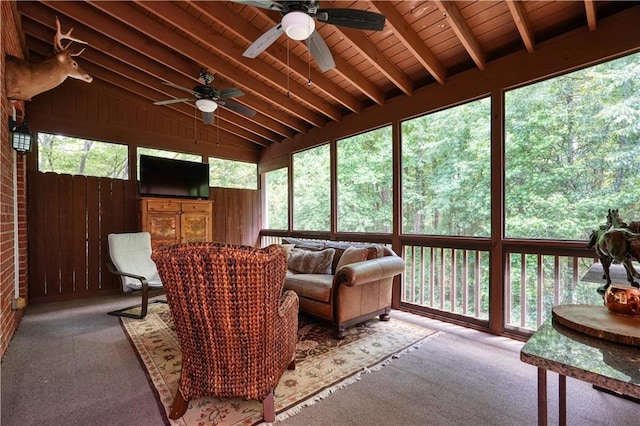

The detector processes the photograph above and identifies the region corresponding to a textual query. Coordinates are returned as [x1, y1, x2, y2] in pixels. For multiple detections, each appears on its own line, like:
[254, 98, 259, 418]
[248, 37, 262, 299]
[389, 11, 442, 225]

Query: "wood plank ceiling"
[14, 1, 639, 151]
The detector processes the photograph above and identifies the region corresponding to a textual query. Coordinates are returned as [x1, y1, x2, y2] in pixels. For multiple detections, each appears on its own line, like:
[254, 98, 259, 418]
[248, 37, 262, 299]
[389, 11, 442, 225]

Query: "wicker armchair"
[151, 243, 299, 422]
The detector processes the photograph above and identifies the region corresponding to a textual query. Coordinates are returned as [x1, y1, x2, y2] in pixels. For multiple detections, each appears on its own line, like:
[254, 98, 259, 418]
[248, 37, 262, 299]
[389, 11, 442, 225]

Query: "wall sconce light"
[8, 116, 33, 154]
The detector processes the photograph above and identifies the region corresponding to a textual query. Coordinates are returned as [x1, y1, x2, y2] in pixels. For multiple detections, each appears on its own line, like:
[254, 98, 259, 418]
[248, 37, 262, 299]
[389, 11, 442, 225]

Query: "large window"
[293, 145, 330, 231]
[337, 126, 392, 233]
[38, 133, 128, 179]
[264, 168, 288, 230]
[505, 52, 640, 240]
[208, 157, 258, 190]
[401, 98, 491, 236]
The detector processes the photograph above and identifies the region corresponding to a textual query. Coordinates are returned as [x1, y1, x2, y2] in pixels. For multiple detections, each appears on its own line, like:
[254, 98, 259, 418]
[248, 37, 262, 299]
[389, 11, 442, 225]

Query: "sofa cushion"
[288, 248, 335, 274]
[281, 243, 296, 258]
[282, 237, 325, 251]
[283, 274, 334, 303]
[335, 246, 377, 271]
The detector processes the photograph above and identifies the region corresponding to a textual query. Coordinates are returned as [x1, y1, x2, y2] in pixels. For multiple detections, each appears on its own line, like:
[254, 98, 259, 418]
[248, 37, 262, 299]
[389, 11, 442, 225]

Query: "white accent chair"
[106, 232, 164, 319]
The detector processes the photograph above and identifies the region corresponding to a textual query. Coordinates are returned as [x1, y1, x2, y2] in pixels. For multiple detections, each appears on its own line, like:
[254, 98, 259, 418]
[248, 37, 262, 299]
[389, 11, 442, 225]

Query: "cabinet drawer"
[146, 200, 181, 212]
[181, 202, 211, 212]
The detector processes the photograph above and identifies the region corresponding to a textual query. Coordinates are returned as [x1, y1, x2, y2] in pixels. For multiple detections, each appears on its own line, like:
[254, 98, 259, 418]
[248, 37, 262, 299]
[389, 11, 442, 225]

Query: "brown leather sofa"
[281, 238, 405, 339]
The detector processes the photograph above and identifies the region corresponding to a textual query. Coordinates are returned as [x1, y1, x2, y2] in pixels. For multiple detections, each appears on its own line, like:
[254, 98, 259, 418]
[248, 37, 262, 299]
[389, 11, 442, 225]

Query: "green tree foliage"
[337, 126, 392, 233]
[265, 168, 288, 230]
[38, 133, 128, 179]
[401, 98, 491, 236]
[293, 145, 330, 231]
[208, 157, 257, 190]
[505, 53, 640, 239]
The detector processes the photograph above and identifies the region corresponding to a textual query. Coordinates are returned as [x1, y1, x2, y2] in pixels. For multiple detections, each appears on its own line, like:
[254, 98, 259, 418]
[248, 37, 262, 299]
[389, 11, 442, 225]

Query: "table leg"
[559, 374, 566, 426]
[538, 368, 547, 426]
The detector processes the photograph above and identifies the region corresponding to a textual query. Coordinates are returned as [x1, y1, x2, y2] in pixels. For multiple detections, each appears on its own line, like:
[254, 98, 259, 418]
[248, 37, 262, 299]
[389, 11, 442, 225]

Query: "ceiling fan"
[233, 0, 386, 72]
[153, 72, 256, 124]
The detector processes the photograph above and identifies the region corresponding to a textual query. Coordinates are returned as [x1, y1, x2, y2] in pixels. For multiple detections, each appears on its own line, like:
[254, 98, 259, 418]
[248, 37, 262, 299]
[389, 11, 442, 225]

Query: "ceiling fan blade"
[306, 31, 335, 72]
[243, 23, 284, 58]
[315, 8, 386, 31]
[153, 97, 197, 106]
[202, 111, 214, 125]
[160, 81, 197, 96]
[218, 100, 257, 118]
[217, 88, 245, 99]
[228, 0, 283, 12]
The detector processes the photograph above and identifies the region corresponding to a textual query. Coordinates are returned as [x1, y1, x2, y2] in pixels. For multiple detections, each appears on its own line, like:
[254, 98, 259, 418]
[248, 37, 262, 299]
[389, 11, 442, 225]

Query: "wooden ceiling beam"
[24, 31, 273, 148]
[370, 1, 446, 84]
[335, 27, 413, 96]
[433, 0, 486, 70]
[330, 1, 412, 96]
[20, 2, 198, 87]
[584, 0, 597, 31]
[67, 0, 324, 128]
[236, 2, 386, 106]
[129, 1, 342, 122]
[506, 0, 535, 53]
[331, 53, 386, 106]
[187, 1, 361, 114]
[20, 8, 276, 146]
[27, 1, 303, 138]
[26, 37, 267, 149]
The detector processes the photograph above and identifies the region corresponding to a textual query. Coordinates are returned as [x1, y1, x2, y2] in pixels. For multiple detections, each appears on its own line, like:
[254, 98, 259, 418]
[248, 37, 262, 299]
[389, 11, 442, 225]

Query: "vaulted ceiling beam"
[584, 0, 597, 31]
[72, 0, 323, 128]
[234, 1, 386, 106]
[338, 27, 413, 96]
[24, 28, 273, 148]
[433, 0, 486, 70]
[370, 1, 446, 84]
[506, 0, 535, 53]
[186, 1, 361, 114]
[329, 1, 412, 96]
[28, 1, 304, 138]
[20, 5, 276, 146]
[130, 1, 342, 122]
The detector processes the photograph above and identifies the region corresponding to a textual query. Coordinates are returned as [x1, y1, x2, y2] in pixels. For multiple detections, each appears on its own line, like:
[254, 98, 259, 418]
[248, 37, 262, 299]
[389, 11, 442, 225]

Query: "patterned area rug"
[121, 302, 441, 425]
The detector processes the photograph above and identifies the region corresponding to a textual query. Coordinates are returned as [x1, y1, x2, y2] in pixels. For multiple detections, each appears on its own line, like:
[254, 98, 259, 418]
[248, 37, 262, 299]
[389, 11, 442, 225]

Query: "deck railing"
[260, 231, 601, 335]
[402, 244, 490, 321]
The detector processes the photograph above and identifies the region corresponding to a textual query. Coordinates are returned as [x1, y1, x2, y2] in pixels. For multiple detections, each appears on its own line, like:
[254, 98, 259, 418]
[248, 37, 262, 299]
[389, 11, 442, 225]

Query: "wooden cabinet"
[140, 197, 213, 251]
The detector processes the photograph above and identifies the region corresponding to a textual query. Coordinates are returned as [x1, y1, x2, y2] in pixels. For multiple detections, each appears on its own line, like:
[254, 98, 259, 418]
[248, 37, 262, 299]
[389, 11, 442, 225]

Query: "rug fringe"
[267, 331, 443, 425]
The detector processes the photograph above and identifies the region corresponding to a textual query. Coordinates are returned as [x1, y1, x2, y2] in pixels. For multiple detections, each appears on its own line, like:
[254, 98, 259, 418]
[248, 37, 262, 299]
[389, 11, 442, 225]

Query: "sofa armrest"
[334, 256, 405, 287]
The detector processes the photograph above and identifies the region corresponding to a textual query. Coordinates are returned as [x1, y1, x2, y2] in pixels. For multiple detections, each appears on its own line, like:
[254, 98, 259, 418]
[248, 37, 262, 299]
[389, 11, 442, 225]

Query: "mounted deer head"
[5, 17, 93, 102]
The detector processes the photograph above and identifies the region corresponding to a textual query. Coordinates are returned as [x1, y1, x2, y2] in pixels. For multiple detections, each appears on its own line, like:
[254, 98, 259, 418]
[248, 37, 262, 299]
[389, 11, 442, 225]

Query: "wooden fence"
[27, 172, 139, 303]
[27, 172, 262, 303]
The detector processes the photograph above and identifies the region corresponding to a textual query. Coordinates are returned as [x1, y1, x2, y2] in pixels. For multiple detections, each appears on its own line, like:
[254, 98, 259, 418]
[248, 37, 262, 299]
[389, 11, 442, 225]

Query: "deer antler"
[54, 16, 88, 55]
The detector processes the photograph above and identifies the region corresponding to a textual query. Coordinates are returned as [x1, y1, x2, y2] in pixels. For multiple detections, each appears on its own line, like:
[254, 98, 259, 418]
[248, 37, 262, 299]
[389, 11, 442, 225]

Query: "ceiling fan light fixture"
[282, 11, 315, 40]
[195, 99, 218, 113]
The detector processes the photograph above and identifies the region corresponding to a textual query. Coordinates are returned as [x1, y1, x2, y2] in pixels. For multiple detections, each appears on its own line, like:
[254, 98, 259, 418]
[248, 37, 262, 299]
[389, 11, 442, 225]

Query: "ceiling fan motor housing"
[194, 85, 218, 100]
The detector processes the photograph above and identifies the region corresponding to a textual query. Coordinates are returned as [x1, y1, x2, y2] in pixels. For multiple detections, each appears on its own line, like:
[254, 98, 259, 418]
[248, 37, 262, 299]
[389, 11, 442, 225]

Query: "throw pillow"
[288, 248, 335, 274]
[281, 243, 296, 258]
[335, 246, 375, 271]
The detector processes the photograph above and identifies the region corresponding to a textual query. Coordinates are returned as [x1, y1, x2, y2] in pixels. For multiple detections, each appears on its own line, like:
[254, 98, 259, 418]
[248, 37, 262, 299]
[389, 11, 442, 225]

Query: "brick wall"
[1, 1, 28, 359]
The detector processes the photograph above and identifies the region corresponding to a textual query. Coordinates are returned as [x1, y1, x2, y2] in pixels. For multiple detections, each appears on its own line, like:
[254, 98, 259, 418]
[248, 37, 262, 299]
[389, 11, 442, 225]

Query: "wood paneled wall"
[27, 77, 261, 164]
[211, 187, 262, 247]
[27, 172, 138, 302]
[27, 171, 261, 303]
[24, 75, 263, 304]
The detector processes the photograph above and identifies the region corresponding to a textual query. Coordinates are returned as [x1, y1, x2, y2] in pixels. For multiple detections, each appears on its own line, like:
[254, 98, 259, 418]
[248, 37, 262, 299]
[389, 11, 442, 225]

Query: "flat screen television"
[139, 155, 210, 199]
